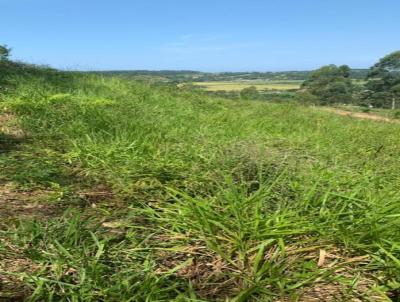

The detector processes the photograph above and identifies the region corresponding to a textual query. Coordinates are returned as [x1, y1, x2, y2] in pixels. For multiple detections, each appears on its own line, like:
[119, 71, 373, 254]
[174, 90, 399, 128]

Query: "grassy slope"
[1, 68, 400, 301]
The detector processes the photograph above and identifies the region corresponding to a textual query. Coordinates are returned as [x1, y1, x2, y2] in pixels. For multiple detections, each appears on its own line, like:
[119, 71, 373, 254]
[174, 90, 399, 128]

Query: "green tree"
[240, 86, 259, 100]
[365, 51, 400, 109]
[339, 65, 351, 78]
[0, 44, 11, 61]
[374, 51, 400, 70]
[301, 64, 353, 105]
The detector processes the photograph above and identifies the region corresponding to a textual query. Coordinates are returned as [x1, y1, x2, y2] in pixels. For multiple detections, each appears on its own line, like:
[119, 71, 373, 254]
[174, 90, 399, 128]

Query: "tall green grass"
[1, 67, 400, 300]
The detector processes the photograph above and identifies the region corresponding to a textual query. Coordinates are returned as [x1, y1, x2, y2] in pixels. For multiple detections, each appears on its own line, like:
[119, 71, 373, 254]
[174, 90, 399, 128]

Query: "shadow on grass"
[0, 147, 80, 189]
[0, 131, 81, 189]
[0, 132, 24, 154]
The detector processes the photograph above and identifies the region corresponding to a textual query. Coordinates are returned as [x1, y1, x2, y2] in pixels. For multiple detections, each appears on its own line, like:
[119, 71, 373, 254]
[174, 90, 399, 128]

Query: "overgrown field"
[1, 69, 400, 301]
[192, 81, 302, 92]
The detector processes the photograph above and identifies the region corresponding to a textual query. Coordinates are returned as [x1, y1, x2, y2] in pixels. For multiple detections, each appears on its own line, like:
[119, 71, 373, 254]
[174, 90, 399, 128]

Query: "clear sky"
[1, 0, 399, 71]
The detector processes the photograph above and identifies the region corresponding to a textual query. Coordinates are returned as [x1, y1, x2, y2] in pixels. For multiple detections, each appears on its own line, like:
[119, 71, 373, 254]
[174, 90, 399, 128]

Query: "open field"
[192, 79, 365, 93]
[193, 80, 302, 91]
[1, 67, 400, 301]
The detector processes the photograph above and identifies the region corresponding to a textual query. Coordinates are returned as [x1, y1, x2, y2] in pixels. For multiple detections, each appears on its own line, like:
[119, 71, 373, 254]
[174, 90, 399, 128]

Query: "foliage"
[0, 44, 11, 61]
[302, 65, 353, 105]
[364, 51, 400, 108]
[239, 85, 259, 100]
[373, 51, 400, 70]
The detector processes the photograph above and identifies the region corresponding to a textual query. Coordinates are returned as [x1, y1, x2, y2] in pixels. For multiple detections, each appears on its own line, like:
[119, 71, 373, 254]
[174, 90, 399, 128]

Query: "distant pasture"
[193, 80, 302, 92]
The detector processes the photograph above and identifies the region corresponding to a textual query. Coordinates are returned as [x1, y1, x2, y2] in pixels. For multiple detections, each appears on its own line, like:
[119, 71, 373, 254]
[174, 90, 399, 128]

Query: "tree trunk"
[392, 97, 396, 110]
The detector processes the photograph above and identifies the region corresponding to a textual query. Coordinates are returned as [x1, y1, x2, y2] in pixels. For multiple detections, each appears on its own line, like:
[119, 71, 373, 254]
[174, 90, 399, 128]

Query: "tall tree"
[365, 51, 400, 109]
[0, 45, 11, 61]
[301, 64, 353, 105]
[374, 51, 400, 70]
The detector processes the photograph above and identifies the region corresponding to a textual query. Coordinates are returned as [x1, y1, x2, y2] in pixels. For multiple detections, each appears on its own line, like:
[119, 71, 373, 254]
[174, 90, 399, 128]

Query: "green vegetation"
[93, 69, 369, 83]
[240, 86, 259, 100]
[299, 52, 400, 110]
[0, 45, 11, 61]
[301, 65, 353, 105]
[364, 51, 400, 109]
[2, 49, 400, 301]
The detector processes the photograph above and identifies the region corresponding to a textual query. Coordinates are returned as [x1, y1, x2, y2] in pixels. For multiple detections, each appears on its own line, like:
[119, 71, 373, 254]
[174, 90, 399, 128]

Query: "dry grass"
[193, 81, 301, 92]
[0, 238, 38, 301]
[0, 113, 25, 139]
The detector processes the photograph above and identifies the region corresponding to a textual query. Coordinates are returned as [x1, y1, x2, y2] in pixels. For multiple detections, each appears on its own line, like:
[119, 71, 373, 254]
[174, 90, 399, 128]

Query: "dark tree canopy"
[301, 64, 353, 105]
[365, 51, 400, 108]
[0, 45, 11, 61]
[373, 51, 400, 70]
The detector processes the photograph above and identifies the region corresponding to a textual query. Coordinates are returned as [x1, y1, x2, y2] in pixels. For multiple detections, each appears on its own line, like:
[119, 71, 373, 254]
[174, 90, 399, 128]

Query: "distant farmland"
[193, 80, 302, 92]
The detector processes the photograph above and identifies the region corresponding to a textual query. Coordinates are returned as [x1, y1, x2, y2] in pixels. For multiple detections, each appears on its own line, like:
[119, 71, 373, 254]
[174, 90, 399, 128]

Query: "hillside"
[1, 64, 400, 301]
[91, 69, 370, 83]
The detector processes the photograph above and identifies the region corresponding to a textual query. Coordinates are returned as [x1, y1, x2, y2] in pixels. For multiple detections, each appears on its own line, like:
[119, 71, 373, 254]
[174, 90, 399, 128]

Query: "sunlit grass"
[1, 69, 400, 301]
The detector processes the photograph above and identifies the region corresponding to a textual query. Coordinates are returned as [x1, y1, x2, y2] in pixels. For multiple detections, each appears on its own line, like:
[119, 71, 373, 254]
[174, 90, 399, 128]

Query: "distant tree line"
[90, 69, 369, 83]
[2, 43, 399, 109]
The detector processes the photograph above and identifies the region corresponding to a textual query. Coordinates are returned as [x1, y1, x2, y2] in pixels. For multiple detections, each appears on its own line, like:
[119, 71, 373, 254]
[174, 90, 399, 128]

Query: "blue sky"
[1, 0, 399, 71]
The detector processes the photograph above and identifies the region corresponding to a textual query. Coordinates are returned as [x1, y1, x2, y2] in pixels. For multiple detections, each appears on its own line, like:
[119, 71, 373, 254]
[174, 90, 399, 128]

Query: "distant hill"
[89, 69, 370, 82]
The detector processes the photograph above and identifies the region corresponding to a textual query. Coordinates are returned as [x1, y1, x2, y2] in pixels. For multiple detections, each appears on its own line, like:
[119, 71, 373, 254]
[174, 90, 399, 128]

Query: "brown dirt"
[322, 107, 399, 123]
[0, 183, 54, 300]
[286, 247, 386, 301]
[0, 240, 37, 301]
[0, 183, 62, 227]
[0, 183, 63, 301]
[0, 114, 25, 138]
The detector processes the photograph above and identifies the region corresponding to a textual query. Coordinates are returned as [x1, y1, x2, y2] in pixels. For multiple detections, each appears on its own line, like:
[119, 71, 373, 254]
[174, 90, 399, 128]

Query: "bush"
[302, 65, 353, 105]
[240, 86, 259, 100]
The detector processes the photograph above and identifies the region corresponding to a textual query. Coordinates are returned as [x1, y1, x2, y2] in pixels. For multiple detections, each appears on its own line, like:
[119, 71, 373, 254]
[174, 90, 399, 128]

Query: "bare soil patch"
[0, 240, 36, 302]
[0, 114, 25, 139]
[322, 108, 399, 123]
[0, 182, 64, 301]
[0, 183, 62, 226]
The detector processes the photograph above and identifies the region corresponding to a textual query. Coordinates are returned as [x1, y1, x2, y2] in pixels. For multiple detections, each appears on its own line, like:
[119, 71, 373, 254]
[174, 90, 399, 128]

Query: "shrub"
[240, 86, 259, 100]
